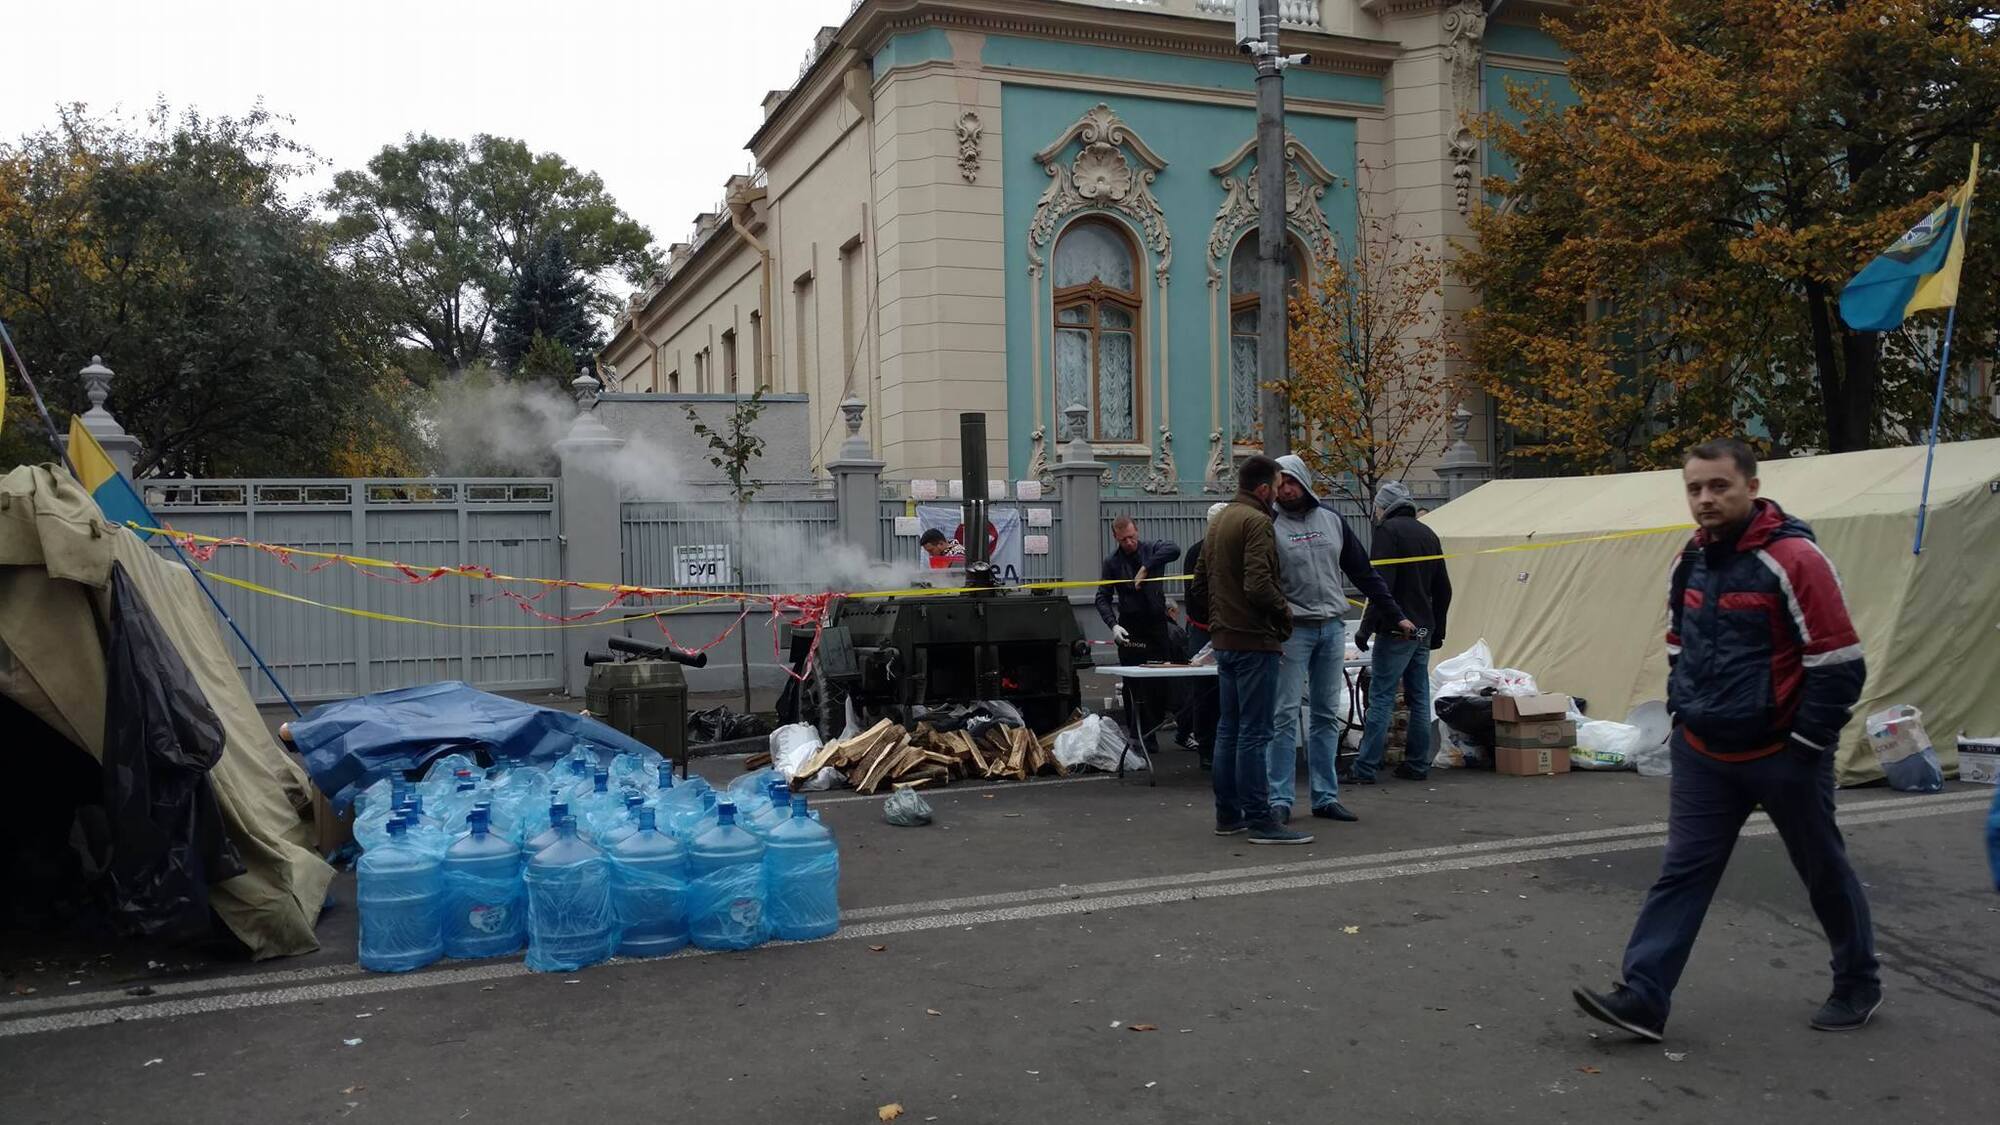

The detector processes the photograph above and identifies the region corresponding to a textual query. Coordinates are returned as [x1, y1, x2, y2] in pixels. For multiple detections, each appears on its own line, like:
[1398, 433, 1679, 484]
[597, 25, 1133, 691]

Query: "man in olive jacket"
[1187, 456, 1314, 845]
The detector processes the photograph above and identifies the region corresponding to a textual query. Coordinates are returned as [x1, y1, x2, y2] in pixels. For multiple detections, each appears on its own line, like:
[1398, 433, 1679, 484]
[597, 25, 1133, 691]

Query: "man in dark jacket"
[1576, 438, 1878, 1043]
[1097, 516, 1181, 753]
[1351, 479, 1452, 782]
[1187, 457, 1313, 846]
[1176, 503, 1229, 766]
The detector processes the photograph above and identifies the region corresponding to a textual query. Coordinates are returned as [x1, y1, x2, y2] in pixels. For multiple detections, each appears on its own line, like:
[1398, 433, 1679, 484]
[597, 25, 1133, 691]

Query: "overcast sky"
[2, 0, 854, 246]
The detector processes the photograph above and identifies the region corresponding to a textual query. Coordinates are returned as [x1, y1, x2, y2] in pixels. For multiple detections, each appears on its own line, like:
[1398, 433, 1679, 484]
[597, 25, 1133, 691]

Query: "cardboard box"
[1958, 736, 2000, 785]
[1497, 745, 1572, 777]
[1492, 693, 1571, 723]
[1495, 718, 1578, 749]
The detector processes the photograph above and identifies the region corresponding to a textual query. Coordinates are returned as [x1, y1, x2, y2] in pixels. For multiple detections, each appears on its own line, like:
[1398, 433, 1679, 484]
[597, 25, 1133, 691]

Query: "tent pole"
[1911, 301, 1958, 555]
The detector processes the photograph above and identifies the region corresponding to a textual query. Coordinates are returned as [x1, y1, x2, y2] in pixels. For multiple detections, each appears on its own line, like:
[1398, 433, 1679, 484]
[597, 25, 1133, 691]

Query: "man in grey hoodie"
[1268, 455, 1414, 822]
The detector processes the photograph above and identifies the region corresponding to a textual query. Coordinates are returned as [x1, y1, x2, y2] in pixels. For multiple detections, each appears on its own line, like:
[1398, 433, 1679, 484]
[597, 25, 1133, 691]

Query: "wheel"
[799, 660, 853, 742]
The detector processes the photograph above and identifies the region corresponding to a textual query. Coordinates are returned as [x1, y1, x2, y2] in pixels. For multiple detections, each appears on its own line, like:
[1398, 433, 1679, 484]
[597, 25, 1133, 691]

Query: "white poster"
[1015, 479, 1044, 501]
[916, 504, 1025, 584]
[1024, 534, 1051, 556]
[673, 544, 731, 587]
[1026, 507, 1053, 528]
[910, 479, 939, 501]
[892, 515, 920, 537]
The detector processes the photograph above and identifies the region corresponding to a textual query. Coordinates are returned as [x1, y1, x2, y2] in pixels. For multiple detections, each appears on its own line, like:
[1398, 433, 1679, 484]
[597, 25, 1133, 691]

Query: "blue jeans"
[1213, 649, 1280, 828]
[1267, 619, 1345, 810]
[1619, 734, 1878, 1021]
[1355, 638, 1433, 779]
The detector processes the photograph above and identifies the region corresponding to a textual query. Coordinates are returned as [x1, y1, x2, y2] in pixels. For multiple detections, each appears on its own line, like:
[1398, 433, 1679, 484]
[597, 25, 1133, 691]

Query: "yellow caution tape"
[194, 568, 737, 631]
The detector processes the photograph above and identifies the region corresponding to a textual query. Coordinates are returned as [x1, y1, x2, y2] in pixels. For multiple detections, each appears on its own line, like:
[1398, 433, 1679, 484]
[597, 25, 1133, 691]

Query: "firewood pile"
[783, 717, 1080, 793]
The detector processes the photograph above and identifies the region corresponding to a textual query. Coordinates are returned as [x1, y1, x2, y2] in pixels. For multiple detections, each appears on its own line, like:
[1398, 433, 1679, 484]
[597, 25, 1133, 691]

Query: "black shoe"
[1270, 804, 1293, 824]
[1246, 824, 1315, 845]
[1338, 770, 1377, 786]
[1810, 988, 1883, 1032]
[1214, 820, 1249, 836]
[1393, 763, 1428, 781]
[1312, 801, 1359, 822]
[1198, 755, 1213, 772]
[1573, 985, 1665, 1042]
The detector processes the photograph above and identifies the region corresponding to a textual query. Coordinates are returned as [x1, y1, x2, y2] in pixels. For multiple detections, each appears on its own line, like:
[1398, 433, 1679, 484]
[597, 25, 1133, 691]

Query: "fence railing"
[621, 499, 839, 594]
[147, 478, 561, 703]
[876, 496, 1067, 585]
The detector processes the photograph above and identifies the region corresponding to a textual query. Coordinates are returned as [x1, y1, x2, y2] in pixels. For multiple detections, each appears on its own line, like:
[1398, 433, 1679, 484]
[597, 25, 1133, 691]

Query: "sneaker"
[1311, 801, 1359, 822]
[1810, 988, 1883, 1032]
[1572, 985, 1665, 1042]
[1214, 820, 1249, 836]
[1393, 763, 1428, 781]
[1246, 824, 1315, 846]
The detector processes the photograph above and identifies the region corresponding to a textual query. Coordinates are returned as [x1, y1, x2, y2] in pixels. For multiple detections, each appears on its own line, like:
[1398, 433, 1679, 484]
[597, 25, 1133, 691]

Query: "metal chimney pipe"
[960, 412, 990, 569]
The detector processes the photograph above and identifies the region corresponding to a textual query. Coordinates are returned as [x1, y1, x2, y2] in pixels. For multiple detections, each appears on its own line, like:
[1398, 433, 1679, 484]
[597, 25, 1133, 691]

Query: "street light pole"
[1253, 0, 1289, 457]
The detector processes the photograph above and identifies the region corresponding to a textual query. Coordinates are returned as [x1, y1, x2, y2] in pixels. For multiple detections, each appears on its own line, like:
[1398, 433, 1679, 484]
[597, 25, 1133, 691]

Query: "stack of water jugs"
[356, 746, 840, 973]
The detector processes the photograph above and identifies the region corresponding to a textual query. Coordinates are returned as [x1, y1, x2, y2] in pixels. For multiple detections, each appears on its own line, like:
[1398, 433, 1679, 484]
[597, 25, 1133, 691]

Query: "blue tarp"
[291, 682, 654, 811]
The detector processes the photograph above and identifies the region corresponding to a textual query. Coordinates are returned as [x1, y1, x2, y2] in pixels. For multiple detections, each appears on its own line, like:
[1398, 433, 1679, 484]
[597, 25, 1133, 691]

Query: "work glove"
[1112, 625, 1133, 646]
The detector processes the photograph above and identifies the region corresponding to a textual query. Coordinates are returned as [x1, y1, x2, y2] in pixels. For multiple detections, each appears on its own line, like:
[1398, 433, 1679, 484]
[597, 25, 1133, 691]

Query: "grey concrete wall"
[594, 393, 819, 499]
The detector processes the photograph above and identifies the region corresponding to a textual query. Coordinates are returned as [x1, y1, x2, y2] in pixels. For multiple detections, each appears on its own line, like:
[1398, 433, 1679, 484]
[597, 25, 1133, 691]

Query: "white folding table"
[1098, 659, 1373, 784]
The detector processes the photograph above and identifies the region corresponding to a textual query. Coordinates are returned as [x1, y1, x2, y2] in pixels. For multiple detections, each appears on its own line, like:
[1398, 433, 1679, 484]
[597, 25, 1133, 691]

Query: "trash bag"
[689, 706, 770, 744]
[1866, 705, 1944, 793]
[1572, 720, 1644, 770]
[770, 723, 842, 791]
[883, 786, 934, 826]
[100, 562, 246, 937]
[1434, 692, 1497, 751]
[1051, 715, 1140, 773]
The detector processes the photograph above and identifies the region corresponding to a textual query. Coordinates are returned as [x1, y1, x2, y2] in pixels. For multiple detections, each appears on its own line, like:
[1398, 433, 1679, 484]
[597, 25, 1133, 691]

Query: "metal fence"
[621, 498, 839, 594]
[146, 479, 562, 704]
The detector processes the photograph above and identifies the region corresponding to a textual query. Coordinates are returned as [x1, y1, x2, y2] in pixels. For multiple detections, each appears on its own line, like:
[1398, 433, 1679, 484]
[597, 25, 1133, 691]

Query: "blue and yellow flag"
[1841, 145, 1979, 332]
[66, 415, 155, 539]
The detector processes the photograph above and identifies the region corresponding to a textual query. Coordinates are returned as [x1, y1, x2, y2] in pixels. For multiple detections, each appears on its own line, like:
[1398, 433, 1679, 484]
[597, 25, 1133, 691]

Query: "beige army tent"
[0, 465, 331, 958]
[1422, 438, 2000, 787]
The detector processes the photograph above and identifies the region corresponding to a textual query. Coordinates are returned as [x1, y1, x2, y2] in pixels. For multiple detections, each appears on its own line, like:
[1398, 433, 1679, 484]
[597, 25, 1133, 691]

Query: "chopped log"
[897, 776, 939, 790]
[744, 751, 773, 770]
[884, 743, 929, 780]
[900, 763, 949, 786]
[963, 733, 991, 775]
[794, 736, 847, 781]
[852, 735, 907, 794]
[1004, 730, 1030, 780]
[831, 719, 897, 769]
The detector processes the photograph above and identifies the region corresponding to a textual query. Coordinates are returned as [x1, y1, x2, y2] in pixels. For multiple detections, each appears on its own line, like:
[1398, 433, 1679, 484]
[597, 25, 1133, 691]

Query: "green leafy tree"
[495, 236, 602, 377]
[327, 134, 654, 379]
[0, 103, 419, 475]
[1459, 0, 1999, 470]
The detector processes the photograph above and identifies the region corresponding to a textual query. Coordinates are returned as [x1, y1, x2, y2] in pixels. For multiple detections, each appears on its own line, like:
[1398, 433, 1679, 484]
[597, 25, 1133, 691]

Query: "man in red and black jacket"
[1576, 438, 1879, 1042]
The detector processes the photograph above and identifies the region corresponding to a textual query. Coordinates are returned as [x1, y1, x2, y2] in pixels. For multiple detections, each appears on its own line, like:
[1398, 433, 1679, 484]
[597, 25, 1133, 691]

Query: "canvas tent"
[0, 464, 331, 958]
[1423, 439, 2000, 788]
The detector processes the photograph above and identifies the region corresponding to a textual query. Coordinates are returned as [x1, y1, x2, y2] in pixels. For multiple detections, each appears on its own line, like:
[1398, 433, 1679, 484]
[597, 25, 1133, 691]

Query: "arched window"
[1052, 221, 1140, 443]
[1228, 233, 1302, 444]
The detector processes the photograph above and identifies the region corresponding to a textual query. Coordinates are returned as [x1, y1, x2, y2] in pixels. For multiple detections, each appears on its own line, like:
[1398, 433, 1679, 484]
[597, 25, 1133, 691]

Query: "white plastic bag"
[1428, 639, 1538, 719]
[1865, 705, 1943, 792]
[1432, 640, 1495, 688]
[1430, 720, 1482, 770]
[1626, 701, 1673, 777]
[1052, 715, 1141, 773]
[1572, 720, 1643, 771]
[770, 722, 842, 791]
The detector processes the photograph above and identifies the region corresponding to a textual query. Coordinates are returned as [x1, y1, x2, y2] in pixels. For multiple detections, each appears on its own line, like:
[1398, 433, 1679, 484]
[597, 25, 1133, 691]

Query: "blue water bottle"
[523, 816, 614, 972]
[357, 817, 444, 972]
[523, 798, 570, 855]
[598, 792, 649, 849]
[765, 794, 840, 940]
[688, 800, 768, 950]
[441, 807, 526, 959]
[610, 807, 691, 957]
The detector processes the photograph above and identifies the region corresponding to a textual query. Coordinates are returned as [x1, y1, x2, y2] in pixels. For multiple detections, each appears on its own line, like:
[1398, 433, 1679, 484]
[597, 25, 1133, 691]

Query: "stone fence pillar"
[1435, 404, 1493, 502]
[66, 355, 143, 475]
[554, 370, 626, 695]
[827, 397, 885, 561]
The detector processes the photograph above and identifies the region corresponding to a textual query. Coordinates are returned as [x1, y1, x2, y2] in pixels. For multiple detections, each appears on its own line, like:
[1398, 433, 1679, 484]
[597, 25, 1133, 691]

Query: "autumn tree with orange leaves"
[1285, 209, 1456, 517]
[1459, 0, 1999, 472]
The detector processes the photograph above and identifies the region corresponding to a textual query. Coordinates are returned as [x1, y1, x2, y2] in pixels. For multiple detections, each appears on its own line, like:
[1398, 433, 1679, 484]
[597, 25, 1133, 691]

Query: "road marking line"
[0, 792, 1978, 1039]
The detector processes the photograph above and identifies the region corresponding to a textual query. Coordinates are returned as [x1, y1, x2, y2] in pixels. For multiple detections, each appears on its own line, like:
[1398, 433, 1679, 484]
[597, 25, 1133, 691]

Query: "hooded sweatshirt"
[1358, 480, 1451, 650]
[1272, 455, 1406, 625]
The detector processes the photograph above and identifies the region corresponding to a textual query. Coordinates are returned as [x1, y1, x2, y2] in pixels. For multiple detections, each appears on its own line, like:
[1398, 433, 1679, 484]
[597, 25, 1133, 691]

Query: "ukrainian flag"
[1842, 146, 1979, 332]
[66, 415, 156, 539]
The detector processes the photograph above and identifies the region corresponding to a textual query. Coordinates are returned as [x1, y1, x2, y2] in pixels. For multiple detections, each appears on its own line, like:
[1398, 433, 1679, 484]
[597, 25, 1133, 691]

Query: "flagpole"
[1, 318, 302, 716]
[1911, 300, 1958, 555]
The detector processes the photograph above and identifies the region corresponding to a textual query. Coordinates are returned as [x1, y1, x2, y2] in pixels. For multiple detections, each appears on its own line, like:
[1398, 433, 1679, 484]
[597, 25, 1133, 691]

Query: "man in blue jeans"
[1266, 456, 1412, 822]
[1351, 479, 1452, 782]
[1186, 456, 1313, 845]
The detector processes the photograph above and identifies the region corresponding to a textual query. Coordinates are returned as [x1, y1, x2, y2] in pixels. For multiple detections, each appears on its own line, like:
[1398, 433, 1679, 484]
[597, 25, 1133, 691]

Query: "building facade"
[603, 0, 1570, 487]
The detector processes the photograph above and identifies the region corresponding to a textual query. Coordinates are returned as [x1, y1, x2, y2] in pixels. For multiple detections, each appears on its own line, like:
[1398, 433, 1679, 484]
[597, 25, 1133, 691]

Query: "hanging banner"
[916, 504, 1024, 584]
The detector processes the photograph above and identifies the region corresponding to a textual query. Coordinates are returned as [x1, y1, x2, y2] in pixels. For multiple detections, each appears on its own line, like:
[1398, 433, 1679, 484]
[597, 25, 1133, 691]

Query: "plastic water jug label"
[469, 903, 511, 934]
[728, 898, 763, 928]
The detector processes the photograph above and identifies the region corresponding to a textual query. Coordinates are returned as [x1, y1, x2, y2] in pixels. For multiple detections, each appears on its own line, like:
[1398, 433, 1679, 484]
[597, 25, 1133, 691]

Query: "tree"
[687, 389, 768, 709]
[326, 134, 654, 379]
[1285, 213, 1457, 516]
[494, 236, 603, 378]
[0, 103, 420, 476]
[1459, 0, 2000, 471]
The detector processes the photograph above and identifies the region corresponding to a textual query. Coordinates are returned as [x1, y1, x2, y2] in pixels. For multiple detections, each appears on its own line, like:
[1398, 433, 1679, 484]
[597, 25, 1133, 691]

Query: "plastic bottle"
[741, 778, 791, 840]
[688, 800, 768, 951]
[441, 808, 526, 959]
[652, 767, 713, 843]
[399, 794, 451, 857]
[439, 777, 481, 834]
[523, 816, 615, 972]
[522, 798, 571, 856]
[765, 794, 840, 940]
[598, 793, 649, 849]
[578, 770, 625, 842]
[609, 807, 691, 958]
[357, 818, 444, 972]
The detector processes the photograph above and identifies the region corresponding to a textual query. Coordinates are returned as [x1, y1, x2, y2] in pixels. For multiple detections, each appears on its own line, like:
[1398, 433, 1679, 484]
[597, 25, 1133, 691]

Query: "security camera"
[1239, 38, 1257, 55]
[1278, 52, 1311, 68]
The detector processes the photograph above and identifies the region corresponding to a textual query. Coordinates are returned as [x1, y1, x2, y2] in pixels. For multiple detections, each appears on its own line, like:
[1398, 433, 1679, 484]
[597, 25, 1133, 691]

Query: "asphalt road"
[4, 756, 1996, 1125]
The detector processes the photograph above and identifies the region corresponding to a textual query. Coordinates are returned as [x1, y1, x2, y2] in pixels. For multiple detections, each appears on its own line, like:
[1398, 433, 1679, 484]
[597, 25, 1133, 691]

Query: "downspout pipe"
[728, 181, 776, 391]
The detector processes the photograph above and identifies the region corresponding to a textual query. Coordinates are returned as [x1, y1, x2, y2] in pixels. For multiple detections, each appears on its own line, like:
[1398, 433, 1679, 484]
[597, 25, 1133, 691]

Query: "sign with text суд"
[674, 544, 731, 587]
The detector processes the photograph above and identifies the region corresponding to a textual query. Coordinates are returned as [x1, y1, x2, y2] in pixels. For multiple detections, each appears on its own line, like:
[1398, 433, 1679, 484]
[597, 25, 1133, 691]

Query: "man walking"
[1096, 516, 1181, 753]
[1576, 438, 1878, 1041]
[1266, 456, 1412, 823]
[1351, 479, 1452, 783]
[1187, 457, 1313, 844]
